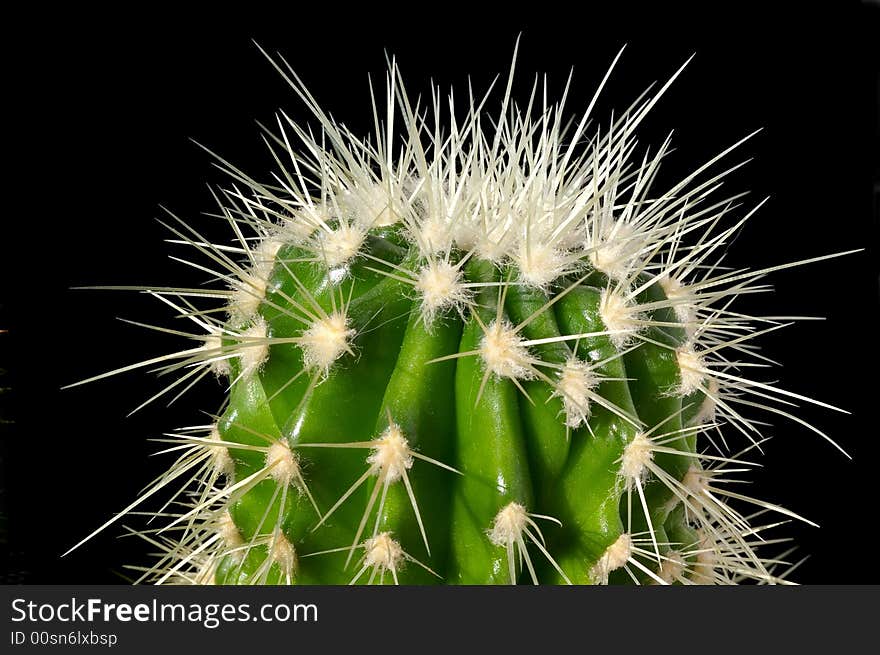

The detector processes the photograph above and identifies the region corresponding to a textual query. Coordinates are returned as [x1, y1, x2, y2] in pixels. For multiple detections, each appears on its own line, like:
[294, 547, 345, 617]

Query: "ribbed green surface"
[215, 228, 696, 585]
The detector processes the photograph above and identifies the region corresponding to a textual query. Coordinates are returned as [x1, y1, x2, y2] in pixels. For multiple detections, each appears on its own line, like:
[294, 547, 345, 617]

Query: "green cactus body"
[65, 47, 852, 586]
[203, 225, 701, 585]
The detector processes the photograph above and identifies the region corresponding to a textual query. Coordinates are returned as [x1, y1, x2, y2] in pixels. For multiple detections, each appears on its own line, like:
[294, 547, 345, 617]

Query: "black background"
[2, 3, 878, 583]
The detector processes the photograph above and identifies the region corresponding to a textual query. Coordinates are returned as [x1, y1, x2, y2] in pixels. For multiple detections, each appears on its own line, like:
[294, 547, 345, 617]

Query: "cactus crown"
[65, 43, 853, 585]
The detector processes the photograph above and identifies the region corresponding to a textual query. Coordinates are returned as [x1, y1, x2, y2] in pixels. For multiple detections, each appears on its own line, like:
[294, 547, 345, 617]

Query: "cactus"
[65, 45, 855, 585]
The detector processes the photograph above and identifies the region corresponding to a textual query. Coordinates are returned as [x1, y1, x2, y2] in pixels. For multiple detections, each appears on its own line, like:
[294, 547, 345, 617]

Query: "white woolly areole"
[230, 271, 268, 319]
[682, 465, 710, 498]
[347, 185, 399, 228]
[299, 312, 355, 375]
[228, 237, 282, 320]
[270, 532, 297, 575]
[208, 424, 234, 477]
[479, 321, 535, 380]
[620, 433, 654, 483]
[514, 241, 567, 289]
[488, 502, 529, 546]
[692, 529, 718, 584]
[555, 358, 599, 428]
[659, 274, 696, 332]
[690, 377, 719, 425]
[589, 221, 641, 281]
[676, 346, 707, 396]
[416, 260, 468, 323]
[203, 333, 230, 377]
[279, 206, 327, 243]
[317, 223, 367, 267]
[230, 239, 280, 319]
[367, 423, 413, 483]
[266, 440, 299, 486]
[417, 215, 455, 254]
[278, 218, 318, 244]
[218, 511, 244, 550]
[255, 236, 283, 267]
[590, 533, 633, 584]
[599, 288, 641, 349]
[658, 273, 685, 300]
[654, 550, 686, 585]
[474, 230, 512, 264]
[450, 220, 480, 253]
[238, 317, 270, 377]
[363, 532, 405, 573]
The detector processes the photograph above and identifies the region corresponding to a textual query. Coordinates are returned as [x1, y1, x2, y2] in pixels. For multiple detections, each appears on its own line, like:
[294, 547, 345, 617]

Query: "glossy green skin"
[448, 260, 534, 583]
[215, 230, 697, 584]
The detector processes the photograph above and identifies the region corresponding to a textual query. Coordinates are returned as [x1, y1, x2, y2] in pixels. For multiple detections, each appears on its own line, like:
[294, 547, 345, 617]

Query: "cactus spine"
[66, 45, 853, 585]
